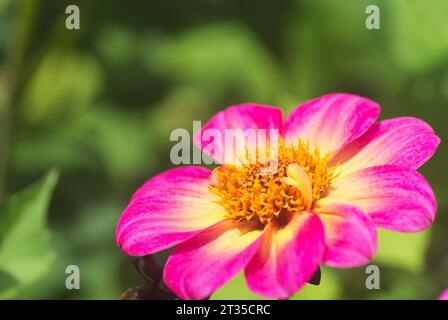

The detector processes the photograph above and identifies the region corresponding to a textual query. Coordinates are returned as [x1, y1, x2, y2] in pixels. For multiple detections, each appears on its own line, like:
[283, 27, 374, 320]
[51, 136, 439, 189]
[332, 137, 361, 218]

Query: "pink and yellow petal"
[194, 103, 284, 165]
[116, 166, 226, 256]
[315, 199, 377, 267]
[284, 93, 380, 156]
[326, 165, 437, 232]
[333, 117, 441, 176]
[244, 213, 325, 299]
[163, 220, 264, 300]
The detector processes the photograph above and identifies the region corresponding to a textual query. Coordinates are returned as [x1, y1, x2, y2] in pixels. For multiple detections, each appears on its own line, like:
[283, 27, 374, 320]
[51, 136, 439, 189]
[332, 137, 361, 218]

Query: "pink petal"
[326, 165, 437, 232]
[244, 213, 325, 299]
[163, 220, 264, 300]
[116, 166, 227, 256]
[194, 103, 284, 165]
[284, 93, 380, 156]
[315, 199, 377, 267]
[333, 117, 441, 176]
[438, 289, 448, 300]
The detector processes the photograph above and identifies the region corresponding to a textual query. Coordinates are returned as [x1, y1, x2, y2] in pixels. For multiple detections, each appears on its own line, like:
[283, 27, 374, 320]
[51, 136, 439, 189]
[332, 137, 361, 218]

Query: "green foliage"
[0, 170, 58, 298]
[147, 23, 287, 103]
[388, 0, 448, 73]
[20, 48, 102, 125]
[374, 229, 431, 274]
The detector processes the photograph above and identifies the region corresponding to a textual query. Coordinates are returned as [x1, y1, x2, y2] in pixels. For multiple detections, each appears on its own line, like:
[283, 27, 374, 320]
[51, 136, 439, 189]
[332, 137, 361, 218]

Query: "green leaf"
[373, 228, 431, 274]
[0, 170, 59, 298]
[146, 22, 288, 104]
[20, 49, 103, 125]
[388, 0, 448, 73]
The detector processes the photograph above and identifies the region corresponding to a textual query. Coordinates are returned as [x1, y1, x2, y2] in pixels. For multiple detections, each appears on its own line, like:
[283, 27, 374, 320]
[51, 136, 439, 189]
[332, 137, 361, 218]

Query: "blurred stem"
[0, 83, 10, 202]
[0, 0, 38, 201]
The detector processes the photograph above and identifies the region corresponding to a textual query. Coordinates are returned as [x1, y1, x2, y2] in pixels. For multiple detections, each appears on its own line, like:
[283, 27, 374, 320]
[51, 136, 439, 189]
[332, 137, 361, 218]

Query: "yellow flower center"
[209, 138, 339, 225]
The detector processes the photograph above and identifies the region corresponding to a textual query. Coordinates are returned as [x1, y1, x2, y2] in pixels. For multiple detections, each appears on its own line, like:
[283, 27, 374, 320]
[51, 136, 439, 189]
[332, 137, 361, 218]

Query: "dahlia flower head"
[116, 94, 440, 300]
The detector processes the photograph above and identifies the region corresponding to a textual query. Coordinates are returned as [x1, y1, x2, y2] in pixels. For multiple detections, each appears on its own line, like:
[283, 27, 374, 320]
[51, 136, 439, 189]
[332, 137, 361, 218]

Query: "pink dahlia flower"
[116, 93, 440, 299]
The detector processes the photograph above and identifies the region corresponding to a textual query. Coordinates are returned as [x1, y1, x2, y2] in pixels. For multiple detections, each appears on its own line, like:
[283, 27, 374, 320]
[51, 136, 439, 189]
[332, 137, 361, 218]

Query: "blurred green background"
[0, 0, 446, 299]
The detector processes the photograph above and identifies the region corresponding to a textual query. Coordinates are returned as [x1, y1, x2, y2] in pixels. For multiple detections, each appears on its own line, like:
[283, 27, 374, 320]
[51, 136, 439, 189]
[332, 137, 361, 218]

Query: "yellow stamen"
[280, 163, 313, 210]
[209, 138, 339, 225]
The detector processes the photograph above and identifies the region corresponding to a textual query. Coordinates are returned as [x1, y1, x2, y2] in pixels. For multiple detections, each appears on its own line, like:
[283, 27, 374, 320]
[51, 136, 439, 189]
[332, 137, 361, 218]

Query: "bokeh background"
[0, 0, 446, 299]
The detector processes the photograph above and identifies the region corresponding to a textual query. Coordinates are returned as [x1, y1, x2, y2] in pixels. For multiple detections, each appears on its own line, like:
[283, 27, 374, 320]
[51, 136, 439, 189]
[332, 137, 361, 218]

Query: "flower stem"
[0, 0, 38, 200]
